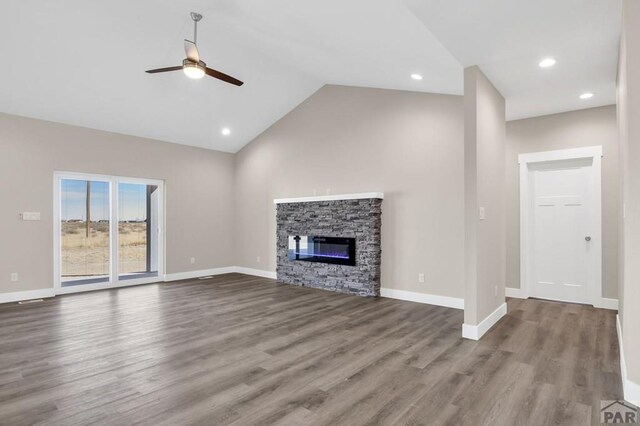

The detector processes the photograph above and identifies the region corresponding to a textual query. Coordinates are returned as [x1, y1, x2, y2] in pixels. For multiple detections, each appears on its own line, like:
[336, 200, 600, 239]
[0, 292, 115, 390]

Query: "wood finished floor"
[0, 274, 622, 425]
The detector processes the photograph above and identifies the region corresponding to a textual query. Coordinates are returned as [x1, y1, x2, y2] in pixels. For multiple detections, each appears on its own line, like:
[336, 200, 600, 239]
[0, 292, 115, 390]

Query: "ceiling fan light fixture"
[145, 13, 243, 86]
[183, 61, 205, 79]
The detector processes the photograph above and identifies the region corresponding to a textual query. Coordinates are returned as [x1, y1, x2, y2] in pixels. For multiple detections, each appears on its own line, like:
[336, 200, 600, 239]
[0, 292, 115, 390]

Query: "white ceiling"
[0, 0, 622, 152]
[406, 0, 623, 120]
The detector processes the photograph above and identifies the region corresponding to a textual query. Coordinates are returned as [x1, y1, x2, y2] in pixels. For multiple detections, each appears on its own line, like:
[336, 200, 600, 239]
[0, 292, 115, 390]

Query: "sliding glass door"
[54, 173, 164, 293]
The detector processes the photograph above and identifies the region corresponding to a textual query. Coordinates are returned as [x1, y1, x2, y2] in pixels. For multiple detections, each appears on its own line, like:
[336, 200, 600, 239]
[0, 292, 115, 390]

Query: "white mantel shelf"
[273, 192, 384, 204]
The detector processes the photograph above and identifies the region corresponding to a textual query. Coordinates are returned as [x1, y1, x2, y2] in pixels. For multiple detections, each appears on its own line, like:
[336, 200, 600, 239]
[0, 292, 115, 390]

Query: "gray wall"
[235, 85, 466, 299]
[505, 106, 619, 299]
[0, 84, 623, 325]
[0, 113, 236, 294]
[617, 0, 640, 385]
[463, 66, 506, 325]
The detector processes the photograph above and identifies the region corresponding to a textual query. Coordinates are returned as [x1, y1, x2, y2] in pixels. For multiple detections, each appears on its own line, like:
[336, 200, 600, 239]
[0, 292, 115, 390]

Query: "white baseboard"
[505, 287, 525, 298]
[0, 288, 56, 304]
[594, 297, 619, 310]
[234, 267, 277, 279]
[0, 267, 275, 304]
[462, 302, 507, 340]
[617, 315, 640, 405]
[380, 288, 464, 310]
[164, 267, 237, 282]
[505, 287, 618, 311]
[164, 266, 276, 282]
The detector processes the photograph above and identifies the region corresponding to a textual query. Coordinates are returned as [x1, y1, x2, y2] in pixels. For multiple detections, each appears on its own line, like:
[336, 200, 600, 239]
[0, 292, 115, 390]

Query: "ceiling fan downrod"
[191, 12, 203, 44]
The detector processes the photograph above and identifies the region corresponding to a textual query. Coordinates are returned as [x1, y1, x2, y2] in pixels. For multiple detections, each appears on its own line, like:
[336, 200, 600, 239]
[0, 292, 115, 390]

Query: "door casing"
[519, 146, 602, 306]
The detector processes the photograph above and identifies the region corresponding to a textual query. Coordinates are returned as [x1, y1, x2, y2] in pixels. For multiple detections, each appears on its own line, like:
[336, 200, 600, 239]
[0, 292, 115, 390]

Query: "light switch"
[479, 207, 485, 220]
[20, 212, 41, 221]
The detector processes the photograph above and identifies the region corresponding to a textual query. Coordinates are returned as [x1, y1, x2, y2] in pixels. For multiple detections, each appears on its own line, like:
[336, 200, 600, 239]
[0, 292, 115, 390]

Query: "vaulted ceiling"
[0, 0, 622, 152]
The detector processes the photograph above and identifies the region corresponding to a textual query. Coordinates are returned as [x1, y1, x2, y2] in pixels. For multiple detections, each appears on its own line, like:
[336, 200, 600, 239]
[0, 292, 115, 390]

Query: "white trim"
[462, 302, 507, 340]
[0, 288, 56, 304]
[518, 146, 603, 164]
[380, 288, 464, 310]
[164, 266, 277, 282]
[594, 297, 619, 310]
[234, 267, 277, 279]
[505, 287, 525, 298]
[1, 266, 276, 303]
[617, 315, 626, 390]
[273, 192, 384, 204]
[55, 276, 163, 295]
[519, 146, 603, 306]
[617, 315, 640, 405]
[506, 287, 617, 310]
[164, 267, 237, 282]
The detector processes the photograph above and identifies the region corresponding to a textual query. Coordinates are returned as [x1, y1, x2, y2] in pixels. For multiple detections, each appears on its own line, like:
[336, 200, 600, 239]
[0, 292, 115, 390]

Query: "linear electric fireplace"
[288, 235, 356, 266]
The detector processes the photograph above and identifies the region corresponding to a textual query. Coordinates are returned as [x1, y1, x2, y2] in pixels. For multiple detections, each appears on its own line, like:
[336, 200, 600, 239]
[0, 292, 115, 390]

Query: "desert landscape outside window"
[60, 178, 111, 286]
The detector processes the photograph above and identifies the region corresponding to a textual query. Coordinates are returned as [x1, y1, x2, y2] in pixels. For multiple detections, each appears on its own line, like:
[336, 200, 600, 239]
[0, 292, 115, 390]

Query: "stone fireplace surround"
[274, 193, 383, 297]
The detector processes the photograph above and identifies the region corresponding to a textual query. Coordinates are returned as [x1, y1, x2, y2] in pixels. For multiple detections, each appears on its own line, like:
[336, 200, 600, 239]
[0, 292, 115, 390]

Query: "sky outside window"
[60, 180, 149, 221]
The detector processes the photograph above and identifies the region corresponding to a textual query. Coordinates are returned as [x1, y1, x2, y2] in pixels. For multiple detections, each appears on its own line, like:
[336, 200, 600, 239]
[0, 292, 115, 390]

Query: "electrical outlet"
[313, 189, 318, 196]
[479, 207, 486, 220]
[10, 273, 18, 282]
[190, 257, 196, 264]
[418, 273, 425, 283]
[257, 256, 261, 263]
[326, 188, 331, 195]
[494, 285, 498, 297]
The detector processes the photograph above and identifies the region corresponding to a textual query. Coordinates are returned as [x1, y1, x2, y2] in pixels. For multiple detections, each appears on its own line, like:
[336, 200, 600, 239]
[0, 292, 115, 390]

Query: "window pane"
[118, 183, 159, 279]
[60, 179, 110, 286]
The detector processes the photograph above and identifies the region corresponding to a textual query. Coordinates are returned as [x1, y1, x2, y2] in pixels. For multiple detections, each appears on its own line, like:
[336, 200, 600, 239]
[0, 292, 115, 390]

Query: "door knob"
[585, 236, 591, 241]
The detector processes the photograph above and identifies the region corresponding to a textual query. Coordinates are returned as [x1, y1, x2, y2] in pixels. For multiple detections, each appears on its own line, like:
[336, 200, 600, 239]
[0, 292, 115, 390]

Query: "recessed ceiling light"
[579, 92, 594, 99]
[411, 73, 423, 80]
[221, 127, 231, 136]
[538, 58, 556, 68]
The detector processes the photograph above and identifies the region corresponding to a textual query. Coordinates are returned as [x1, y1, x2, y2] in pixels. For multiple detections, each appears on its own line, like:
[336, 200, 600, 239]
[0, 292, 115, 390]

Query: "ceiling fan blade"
[205, 67, 244, 86]
[184, 39, 200, 62]
[146, 66, 183, 74]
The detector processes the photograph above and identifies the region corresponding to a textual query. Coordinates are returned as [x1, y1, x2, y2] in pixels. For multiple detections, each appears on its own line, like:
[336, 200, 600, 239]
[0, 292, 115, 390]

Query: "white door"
[529, 158, 594, 304]
[521, 147, 601, 304]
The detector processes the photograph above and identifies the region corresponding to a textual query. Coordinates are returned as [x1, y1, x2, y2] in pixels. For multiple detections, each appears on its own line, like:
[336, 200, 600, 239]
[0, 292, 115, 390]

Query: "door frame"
[519, 146, 602, 305]
[53, 171, 165, 295]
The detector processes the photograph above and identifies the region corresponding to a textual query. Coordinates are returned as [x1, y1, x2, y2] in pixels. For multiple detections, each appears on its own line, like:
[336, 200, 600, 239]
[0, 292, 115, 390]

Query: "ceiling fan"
[146, 12, 244, 86]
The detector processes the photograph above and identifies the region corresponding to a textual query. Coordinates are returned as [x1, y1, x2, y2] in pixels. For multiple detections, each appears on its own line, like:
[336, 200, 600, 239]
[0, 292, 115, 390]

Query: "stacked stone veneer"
[276, 198, 382, 297]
